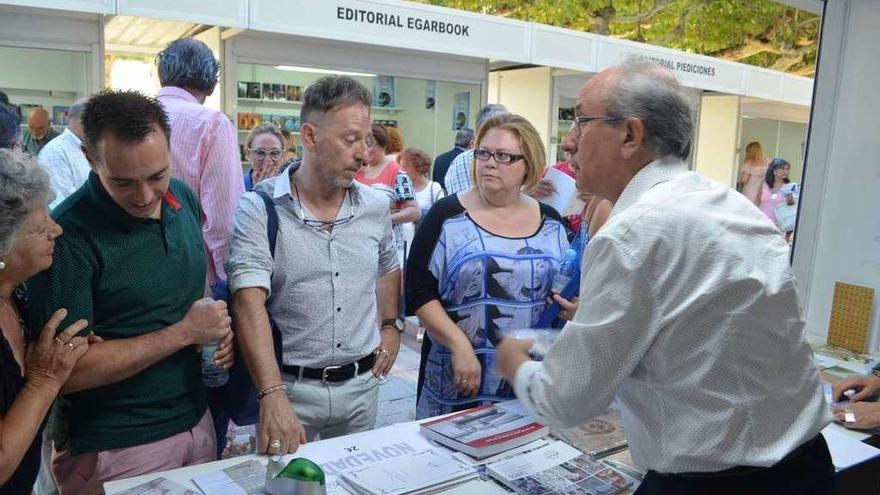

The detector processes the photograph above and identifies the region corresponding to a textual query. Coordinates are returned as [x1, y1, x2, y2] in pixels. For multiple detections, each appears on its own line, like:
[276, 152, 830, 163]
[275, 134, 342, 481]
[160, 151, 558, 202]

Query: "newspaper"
[192, 460, 265, 495]
[340, 449, 477, 495]
[114, 477, 197, 495]
[486, 440, 634, 495]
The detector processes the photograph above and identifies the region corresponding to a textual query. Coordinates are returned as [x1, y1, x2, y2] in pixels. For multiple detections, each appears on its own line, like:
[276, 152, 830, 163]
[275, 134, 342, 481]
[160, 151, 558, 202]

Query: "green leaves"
[411, 0, 818, 76]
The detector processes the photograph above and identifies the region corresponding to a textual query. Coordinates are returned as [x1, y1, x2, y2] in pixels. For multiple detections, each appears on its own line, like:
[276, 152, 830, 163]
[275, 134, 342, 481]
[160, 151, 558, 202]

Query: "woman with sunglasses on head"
[244, 124, 287, 192]
[405, 113, 569, 419]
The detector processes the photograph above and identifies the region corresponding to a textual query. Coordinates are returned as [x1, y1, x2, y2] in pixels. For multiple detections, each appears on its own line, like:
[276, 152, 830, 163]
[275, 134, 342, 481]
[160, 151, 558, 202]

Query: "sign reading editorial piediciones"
[337, 6, 471, 37]
[637, 54, 716, 77]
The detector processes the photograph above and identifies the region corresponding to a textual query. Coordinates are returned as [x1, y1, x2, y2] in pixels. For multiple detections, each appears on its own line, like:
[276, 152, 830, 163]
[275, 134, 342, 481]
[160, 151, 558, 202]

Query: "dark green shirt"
[21, 127, 60, 156]
[26, 173, 208, 455]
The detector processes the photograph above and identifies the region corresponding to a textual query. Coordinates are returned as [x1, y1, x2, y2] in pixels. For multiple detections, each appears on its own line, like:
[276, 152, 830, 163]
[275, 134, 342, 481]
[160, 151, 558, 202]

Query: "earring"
[0, 260, 5, 270]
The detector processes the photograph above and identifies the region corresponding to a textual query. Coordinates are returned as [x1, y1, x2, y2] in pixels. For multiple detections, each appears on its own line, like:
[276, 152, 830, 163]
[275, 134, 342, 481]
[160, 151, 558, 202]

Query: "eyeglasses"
[291, 179, 358, 228]
[249, 148, 283, 160]
[474, 148, 525, 165]
[569, 116, 625, 141]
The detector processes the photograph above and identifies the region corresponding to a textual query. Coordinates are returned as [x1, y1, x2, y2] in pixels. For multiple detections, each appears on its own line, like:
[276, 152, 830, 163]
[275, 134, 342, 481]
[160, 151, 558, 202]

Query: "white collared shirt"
[514, 158, 830, 473]
[37, 128, 90, 209]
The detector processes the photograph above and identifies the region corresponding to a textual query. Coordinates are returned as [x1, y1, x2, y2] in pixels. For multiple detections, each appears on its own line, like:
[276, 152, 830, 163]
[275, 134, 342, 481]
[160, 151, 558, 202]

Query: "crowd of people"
[0, 35, 871, 495]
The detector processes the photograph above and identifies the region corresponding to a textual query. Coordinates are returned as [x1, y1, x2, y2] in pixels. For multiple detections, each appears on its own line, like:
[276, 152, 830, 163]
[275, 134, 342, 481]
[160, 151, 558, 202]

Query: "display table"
[106, 352, 880, 495]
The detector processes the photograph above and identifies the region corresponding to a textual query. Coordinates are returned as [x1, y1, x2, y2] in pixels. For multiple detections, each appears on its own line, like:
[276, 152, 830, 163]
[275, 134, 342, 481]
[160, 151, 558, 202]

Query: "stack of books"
[419, 400, 549, 459]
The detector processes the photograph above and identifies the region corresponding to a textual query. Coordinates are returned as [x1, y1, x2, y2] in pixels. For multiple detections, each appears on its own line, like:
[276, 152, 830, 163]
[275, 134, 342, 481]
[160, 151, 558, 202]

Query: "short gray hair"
[301, 76, 372, 125]
[476, 104, 507, 131]
[605, 59, 693, 160]
[156, 38, 220, 93]
[0, 149, 53, 256]
[454, 128, 474, 148]
[0, 103, 20, 149]
[246, 123, 285, 150]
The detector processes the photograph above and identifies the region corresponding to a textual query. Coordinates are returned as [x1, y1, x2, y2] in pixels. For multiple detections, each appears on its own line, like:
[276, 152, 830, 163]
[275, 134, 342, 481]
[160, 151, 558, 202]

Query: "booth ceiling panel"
[0, 5, 102, 51]
[0, 0, 112, 15]
[117, 0, 247, 28]
[105, 15, 203, 52]
[530, 24, 597, 73]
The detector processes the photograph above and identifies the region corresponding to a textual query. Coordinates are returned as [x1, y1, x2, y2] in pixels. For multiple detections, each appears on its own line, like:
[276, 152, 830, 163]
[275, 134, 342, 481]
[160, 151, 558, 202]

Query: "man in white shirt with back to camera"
[37, 98, 90, 209]
[497, 59, 832, 494]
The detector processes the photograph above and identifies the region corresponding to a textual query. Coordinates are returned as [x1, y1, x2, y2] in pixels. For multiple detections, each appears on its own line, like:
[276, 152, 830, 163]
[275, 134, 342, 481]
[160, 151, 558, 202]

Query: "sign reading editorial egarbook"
[249, 0, 531, 63]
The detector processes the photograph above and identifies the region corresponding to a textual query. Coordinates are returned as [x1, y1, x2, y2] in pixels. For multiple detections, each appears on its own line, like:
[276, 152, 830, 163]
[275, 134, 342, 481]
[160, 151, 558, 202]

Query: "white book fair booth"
[0, 0, 876, 350]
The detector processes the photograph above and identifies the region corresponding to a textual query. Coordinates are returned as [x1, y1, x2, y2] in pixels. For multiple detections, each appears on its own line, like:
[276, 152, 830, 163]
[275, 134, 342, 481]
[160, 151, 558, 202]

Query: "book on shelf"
[237, 81, 248, 98]
[339, 448, 477, 495]
[286, 85, 302, 102]
[486, 440, 636, 495]
[246, 82, 261, 99]
[551, 405, 628, 459]
[419, 400, 549, 459]
[52, 105, 70, 126]
[261, 83, 275, 101]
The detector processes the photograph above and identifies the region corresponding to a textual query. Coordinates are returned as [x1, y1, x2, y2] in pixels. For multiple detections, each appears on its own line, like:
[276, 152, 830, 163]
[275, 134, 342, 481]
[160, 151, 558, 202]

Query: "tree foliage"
[411, 0, 818, 76]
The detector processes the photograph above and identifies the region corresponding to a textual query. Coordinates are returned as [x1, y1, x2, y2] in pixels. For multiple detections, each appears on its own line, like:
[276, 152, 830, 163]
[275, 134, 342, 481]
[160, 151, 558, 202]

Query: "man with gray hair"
[443, 104, 507, 194]
[497, 60, 832, 494]
[0, 101, 20, 150]
[156, 37, 244, 294]
[432, 127, 473, 191]
[37, 98, 90, 209]
[227, 75, 401, 455]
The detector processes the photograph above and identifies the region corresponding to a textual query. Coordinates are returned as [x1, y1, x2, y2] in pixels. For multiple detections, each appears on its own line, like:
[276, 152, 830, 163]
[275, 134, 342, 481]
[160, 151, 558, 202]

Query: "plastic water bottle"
[551, 248, 579, 293]
[201, 341, 229, 388]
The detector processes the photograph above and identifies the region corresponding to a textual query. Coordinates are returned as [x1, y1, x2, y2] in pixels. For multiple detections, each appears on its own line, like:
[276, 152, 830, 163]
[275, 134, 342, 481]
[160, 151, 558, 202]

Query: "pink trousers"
[52, 410, 215, 495]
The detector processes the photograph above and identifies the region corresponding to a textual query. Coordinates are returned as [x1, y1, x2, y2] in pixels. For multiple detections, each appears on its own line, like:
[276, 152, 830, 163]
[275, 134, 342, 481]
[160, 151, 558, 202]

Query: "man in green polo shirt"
[26, 90, 234, 494]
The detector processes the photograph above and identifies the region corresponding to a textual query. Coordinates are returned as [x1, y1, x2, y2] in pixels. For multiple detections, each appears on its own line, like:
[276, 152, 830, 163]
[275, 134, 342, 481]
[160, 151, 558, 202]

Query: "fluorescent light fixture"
[275, 65, 376, 78]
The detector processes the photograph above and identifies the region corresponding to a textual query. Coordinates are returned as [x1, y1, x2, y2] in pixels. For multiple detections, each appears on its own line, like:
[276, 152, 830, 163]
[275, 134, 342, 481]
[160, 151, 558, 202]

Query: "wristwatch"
[381, 318, 405, 333]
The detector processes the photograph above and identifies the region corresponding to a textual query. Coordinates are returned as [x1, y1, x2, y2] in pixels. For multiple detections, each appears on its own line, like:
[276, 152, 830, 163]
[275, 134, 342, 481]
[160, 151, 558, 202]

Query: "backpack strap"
[254, 190, 279, 257]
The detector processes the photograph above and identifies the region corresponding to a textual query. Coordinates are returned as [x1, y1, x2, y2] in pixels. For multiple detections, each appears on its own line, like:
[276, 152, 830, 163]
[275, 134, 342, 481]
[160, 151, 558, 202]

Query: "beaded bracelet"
[257, 383, 286, 401]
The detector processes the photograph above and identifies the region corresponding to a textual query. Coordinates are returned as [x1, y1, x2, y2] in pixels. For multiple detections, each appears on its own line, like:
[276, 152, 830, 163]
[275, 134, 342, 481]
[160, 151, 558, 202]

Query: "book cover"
[237, 113, 250, 130]
[286, 85, 302, 102]
[283, 115, 300, 132]
[246, 82, 261, 99]
[237, 82, 248, 98]
[272, 84, 285, 101]
[262, 83, 274, 101]
[374, 75, 395, 108]
[420, 400, 549, 459]
[486, 440, 634, 495]
[52, 105, 70, 126]
[451, 92, 470, 130]
[550, 406, 628, 459]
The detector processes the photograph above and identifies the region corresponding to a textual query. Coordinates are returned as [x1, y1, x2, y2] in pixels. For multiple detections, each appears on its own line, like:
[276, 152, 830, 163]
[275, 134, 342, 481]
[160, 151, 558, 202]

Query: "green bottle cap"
[276, 457, 326, 484]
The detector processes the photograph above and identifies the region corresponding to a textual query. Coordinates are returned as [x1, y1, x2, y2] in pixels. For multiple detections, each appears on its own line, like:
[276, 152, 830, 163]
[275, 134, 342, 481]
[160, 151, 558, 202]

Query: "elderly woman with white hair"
[0, 149, 90, 494]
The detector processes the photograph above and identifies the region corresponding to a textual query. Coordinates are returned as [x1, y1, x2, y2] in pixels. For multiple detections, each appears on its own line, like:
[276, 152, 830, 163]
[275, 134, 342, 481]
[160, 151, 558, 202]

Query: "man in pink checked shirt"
[156, 38, 244, 293]
[156, 37, 245, 456]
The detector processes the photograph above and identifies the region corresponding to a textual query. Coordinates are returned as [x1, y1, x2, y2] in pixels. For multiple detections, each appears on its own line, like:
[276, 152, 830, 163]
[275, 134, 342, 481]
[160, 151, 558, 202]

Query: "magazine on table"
[339, 448, 477, 495]
[114, 477, 198, 495]
[550, 406, 627, 459]
[486, 440, 635, 495]
[419, 400, 549, 458]
[192, 459, 265, 495]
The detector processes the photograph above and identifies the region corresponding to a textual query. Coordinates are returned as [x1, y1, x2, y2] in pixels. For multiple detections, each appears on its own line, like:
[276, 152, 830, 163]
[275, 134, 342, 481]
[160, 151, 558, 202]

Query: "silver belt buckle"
[321, 365, 344, 385]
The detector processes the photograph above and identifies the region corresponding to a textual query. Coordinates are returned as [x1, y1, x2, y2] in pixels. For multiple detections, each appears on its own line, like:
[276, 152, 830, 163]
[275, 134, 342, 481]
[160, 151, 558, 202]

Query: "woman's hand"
[548, 293, 580, 321]
[450, 344, 481, 398]
[25, 309, 90, 391]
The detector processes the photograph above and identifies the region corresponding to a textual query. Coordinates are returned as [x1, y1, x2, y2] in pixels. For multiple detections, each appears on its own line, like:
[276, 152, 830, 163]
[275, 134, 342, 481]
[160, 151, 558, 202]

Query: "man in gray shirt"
[226, 75, 401, 455]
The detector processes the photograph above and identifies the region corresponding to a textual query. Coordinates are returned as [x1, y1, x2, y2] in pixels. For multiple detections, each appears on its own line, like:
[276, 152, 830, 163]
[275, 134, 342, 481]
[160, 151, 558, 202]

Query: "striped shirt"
[157, 86, 244, 284]
[443, 149, 474, 195]
[225, 165, 399, 368]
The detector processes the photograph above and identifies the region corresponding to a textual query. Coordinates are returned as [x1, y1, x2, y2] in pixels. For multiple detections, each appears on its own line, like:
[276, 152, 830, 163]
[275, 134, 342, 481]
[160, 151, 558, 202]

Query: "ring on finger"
[269, 438, 282, 449]
[67, 342, 75, 350]
[54, 336, 65, 346]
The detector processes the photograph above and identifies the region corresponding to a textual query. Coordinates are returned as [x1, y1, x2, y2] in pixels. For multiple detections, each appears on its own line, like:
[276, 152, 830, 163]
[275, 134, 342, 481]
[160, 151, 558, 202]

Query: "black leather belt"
[282, 353, 375, 384]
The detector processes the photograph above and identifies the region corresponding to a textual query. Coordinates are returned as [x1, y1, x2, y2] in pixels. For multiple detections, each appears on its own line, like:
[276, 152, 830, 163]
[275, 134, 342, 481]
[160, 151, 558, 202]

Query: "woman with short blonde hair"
[244, 123, 286, 191]
[406, 112, 568, 419]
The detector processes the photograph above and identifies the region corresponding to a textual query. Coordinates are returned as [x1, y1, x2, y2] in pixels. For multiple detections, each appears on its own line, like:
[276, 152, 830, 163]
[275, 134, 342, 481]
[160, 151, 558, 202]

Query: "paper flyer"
[452, 92, 470, 130]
